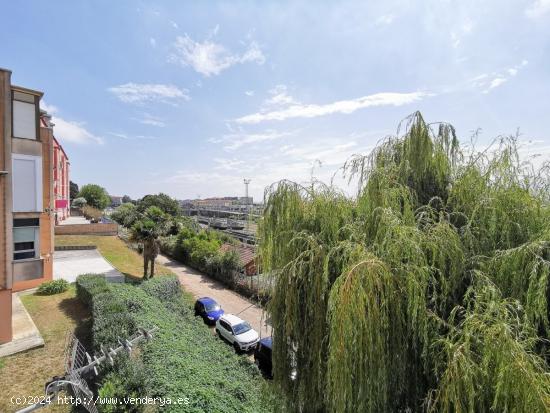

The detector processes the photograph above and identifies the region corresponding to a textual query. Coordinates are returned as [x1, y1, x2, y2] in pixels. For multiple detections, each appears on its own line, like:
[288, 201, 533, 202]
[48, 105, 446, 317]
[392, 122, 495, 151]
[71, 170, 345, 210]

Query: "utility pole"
[243, 179, 251, 232]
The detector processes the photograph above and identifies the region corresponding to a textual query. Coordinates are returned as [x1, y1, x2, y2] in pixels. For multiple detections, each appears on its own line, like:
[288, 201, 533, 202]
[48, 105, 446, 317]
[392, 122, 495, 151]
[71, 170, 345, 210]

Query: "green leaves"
[259, 112, 550, 412]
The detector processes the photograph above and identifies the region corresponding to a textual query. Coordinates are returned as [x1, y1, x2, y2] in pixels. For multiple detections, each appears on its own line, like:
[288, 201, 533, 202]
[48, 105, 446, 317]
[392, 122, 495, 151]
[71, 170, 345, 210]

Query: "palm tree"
[130, 206, 168, 279]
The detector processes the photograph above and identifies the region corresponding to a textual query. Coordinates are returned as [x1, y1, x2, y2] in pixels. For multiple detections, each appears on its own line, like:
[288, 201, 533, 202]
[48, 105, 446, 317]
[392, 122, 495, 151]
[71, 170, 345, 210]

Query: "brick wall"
[55, 223, 118, 236]
[0, 70, 12, 343]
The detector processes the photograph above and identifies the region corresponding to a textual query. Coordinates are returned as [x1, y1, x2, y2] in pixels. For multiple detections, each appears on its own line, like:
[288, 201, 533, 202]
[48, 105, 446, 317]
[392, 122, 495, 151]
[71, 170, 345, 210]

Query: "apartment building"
[0, 68, 56, 344]
[52, 131, 70, 223]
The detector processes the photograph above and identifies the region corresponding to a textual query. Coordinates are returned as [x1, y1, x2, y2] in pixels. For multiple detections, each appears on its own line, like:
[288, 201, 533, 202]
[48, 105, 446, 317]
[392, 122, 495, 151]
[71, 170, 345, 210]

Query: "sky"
[2, 1, 550, 202]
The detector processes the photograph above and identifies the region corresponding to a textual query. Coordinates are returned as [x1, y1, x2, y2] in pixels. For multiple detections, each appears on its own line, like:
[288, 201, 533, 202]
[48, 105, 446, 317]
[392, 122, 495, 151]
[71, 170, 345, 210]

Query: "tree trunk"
[143, 255, 149, 279]
[150, 256, 155, 278]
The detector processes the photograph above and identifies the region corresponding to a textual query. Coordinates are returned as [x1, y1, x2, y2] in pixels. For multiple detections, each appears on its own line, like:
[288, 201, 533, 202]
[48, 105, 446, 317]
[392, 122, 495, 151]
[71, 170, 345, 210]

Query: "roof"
[220, 243, 256, 266]
[12, 84, 43, 97]
[197, 297, 217, 305]
[220, 314, 244, 326]
[260, 337, 272, 349]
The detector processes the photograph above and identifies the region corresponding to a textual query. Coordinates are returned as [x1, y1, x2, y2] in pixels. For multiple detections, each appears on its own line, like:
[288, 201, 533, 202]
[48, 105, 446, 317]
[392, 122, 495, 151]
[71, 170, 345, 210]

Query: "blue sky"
[2, 1, 550, 201]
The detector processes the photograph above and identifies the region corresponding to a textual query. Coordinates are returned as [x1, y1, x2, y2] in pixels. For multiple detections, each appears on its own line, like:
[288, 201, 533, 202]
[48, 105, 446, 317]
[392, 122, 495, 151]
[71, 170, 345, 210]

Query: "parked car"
[254, 336, 273, 378]
[194, 297, 224, 324]
[215, 314, 259, 352]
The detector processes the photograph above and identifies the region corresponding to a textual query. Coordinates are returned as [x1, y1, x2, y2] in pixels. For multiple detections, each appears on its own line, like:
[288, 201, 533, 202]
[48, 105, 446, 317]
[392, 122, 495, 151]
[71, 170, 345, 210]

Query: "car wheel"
[233, 342, 241, 354]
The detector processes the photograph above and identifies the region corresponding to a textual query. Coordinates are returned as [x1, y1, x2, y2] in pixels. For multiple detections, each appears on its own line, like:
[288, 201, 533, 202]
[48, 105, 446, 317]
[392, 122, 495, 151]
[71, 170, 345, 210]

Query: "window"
[12, 91, 37, 140]
[12, 154, 42, 212]
[13, 218, 40, 260]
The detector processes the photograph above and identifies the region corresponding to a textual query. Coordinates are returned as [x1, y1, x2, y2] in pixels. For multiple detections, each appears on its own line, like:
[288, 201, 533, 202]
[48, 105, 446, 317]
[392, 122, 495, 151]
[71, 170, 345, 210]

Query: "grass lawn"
[0, 286, 90, 413]
[0, 236, 193, 413]
[55, 235, 175, 279]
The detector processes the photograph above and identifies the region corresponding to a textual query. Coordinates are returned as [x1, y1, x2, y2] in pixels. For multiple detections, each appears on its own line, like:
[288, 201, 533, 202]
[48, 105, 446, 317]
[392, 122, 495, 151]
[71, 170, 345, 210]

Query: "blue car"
[194, 297, 224, 324]
[254, 337, 273, 378]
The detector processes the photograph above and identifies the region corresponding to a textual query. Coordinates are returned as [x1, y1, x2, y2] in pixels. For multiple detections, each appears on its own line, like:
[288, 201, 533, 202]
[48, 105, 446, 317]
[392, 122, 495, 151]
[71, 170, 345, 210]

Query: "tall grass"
[259, 112, 550, 412]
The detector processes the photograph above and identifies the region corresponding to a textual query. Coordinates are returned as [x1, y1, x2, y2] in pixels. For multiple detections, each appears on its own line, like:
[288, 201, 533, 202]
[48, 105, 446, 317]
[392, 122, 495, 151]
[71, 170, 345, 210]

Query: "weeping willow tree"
[259, 112, 550, 412]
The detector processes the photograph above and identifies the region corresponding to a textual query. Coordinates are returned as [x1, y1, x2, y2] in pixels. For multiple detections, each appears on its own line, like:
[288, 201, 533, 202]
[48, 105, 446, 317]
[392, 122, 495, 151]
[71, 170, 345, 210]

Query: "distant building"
[50, 127, 70, 223]
[0, 68, 56, 344]
[110, 195, 122, 207]
[192, 196, 253, 208]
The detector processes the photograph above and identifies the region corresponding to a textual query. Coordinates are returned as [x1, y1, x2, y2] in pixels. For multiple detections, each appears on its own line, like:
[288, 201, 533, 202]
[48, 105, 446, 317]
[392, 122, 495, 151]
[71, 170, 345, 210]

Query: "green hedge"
[77, 275, 269, 412]
[76, 274, 110, 307]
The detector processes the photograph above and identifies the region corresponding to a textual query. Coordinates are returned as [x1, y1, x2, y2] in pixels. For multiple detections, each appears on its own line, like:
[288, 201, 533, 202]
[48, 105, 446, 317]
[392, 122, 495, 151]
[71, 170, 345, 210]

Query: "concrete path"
[58, 216, 89, 225]
[157, 254, 272, 340]
[0, 293, 44, 357]
[54, 250, 124, 283]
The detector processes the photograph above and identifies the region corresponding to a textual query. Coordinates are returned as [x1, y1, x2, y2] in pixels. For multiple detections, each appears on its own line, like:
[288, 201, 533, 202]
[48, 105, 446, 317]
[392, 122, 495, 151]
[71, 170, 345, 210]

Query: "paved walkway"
[0, 293, 44, 357]
[157, 254, 272, 339]
[54, 250, 124, 283]
[58, 216, 89, 225]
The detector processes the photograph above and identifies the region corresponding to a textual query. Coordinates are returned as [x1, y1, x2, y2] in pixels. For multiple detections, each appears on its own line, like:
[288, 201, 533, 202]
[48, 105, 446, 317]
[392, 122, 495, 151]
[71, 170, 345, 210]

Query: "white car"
[215, 314, 260, 352]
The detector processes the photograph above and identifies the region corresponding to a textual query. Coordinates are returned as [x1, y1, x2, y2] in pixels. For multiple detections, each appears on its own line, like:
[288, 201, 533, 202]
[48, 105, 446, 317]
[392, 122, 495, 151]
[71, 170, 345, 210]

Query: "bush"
[72, 197, 87, 208]
[110, 203, 139, 228]
[106, 280, 268, 412]
[36, 279, 69, 295]
[140, 275, 181, 303]
[97, 356, 148, 413]
[82, 205, 103, 222]
[92, 292, 136, 351]
[76, 274, 110, 307]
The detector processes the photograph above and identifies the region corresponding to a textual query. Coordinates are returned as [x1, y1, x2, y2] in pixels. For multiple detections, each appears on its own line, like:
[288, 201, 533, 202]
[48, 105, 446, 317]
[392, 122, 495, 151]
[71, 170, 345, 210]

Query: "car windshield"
[233, 322, 252, 335]
[205, 302, 220, 312]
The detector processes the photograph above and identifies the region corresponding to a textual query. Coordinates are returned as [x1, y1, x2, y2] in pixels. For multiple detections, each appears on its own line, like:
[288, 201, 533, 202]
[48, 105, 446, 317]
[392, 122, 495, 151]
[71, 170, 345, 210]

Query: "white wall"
[13, 100, 37, 140]
[12, 154, 42, 212]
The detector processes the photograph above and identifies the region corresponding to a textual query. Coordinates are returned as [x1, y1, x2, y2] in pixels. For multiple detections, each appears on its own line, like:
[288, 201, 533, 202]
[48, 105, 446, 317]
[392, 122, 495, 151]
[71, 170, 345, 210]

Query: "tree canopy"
[259, 112, 550, 412]
[70, 180, 79, 200]
[77, 184, 110, 210]
[137, 193, 181, 216]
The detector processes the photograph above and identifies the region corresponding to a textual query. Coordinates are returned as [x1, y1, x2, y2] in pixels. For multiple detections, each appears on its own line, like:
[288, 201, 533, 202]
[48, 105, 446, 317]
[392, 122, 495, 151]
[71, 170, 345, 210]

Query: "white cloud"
[108, 83, 190, 104]
[235, 91, 430, 124]
[41, 102, 103, 145]
[450, 18, 474, 48]
[525, 0, 550, 18]
[170, 20, 179, 29]
[245, 90, 255, 97]
[136, 113, 166, 127]
[209, 128, 292, 151]
[375, 14, 395, 25]
[480, 60, 529, 93]
[213, 158, 246, 171]
[108, 132, 158, 141]
[169, 34, 265, 77]
[264, 85, 297, 107]
[487, 77, 507, 90]
[150, 38, 157, 47]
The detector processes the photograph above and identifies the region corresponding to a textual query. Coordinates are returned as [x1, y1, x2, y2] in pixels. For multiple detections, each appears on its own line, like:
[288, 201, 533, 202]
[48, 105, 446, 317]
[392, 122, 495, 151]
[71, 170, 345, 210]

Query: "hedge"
[77, 275, 269, 412]
[76, 274, 110, 308]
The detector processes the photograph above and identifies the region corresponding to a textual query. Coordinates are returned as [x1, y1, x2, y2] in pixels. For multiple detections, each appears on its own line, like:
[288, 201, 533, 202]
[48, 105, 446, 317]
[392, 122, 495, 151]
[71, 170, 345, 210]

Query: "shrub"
[76, 274, 110, 308]
[36, 279, 69, 295]
[140, 275, 181, 303]
[97, 356, 148, 413]
[105, 280, 268, 412]
[71, 196, 87, 208]
[82, 205, 103, 222]
[110, 203, 139, 228]
[92, 292, 136, 351]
